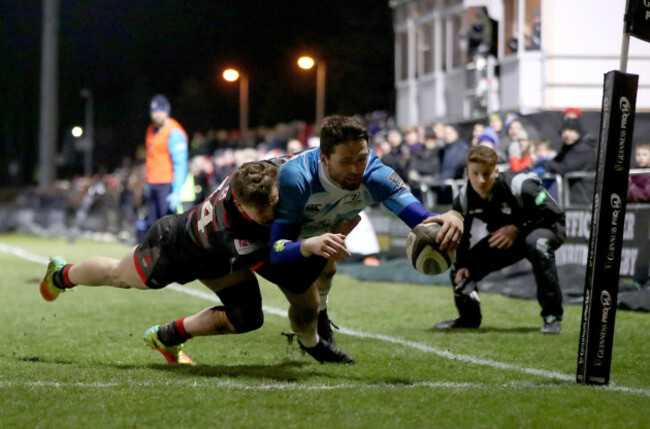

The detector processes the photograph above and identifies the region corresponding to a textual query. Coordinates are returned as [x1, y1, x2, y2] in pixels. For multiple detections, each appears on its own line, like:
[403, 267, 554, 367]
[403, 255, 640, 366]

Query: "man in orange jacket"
[145, 94, 188, 230]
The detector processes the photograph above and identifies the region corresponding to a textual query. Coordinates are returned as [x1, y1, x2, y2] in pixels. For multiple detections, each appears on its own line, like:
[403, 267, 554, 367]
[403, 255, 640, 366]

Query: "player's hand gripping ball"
[405, 222, 455, 275]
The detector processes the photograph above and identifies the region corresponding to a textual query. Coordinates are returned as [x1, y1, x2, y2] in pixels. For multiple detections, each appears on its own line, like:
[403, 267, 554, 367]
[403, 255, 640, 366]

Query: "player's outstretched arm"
[422, 210, 464, 251]
[301, 233, 350, 261]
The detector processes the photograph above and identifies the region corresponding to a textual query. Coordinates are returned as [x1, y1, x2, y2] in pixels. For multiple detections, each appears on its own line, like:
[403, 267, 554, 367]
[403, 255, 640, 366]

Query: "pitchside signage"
[626, 0, 650, 43]
[576, 71, 638, 385]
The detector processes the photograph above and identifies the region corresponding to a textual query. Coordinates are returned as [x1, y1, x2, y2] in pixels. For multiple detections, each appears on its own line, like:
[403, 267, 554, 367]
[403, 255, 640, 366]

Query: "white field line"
[0, 379, 480, 390]
[2, 242, 649, 397]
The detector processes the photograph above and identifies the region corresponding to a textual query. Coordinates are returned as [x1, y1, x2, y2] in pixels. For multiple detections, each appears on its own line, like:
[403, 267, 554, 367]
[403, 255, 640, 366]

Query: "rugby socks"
[157, 318, 193, 346]
[296, 332, 319, 348]
[53, 264, 76, 289]
[318, 289, 330, 312]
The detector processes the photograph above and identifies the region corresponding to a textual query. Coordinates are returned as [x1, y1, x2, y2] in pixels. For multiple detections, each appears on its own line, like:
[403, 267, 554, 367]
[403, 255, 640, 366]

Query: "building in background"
[390, 0, 650, 127]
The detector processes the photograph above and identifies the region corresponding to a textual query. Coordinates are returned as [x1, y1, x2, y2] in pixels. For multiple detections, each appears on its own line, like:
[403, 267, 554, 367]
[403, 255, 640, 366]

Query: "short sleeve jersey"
[275, 147, 417, 238]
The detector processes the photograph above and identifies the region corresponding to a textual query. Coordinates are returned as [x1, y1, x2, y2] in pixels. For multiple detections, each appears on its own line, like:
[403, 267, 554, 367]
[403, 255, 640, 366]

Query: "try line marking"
[2, 242, 648, 397]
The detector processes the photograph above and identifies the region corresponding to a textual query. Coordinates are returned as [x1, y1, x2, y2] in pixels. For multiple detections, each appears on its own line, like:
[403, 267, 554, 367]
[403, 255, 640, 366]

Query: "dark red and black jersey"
[179, 172, 269, 270]
[177, 156, 292, 271]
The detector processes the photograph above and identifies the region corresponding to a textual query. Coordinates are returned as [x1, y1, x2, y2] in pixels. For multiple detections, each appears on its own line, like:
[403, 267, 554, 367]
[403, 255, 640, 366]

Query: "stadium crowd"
[2, 108, 649, 243]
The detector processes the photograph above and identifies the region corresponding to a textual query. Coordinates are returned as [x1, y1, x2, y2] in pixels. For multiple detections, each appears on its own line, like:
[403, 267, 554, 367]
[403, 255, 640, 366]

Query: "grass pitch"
[0, 234, 648, 428]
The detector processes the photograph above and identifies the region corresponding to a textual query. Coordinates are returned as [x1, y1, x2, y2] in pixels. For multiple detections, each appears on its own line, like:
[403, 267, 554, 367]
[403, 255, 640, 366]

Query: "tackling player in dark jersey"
[39, 160, 310, 365]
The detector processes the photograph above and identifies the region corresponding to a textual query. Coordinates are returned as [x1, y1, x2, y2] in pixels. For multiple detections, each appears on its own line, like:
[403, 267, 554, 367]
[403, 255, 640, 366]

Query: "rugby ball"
[405, 222, 454, 275]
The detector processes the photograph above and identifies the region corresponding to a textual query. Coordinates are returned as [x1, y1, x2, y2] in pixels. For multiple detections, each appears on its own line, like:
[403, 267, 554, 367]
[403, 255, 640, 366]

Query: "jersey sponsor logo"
[141, 255, 152, 268]
[234, 239, 264, 255]
[305, 203, 321, 212]
[273, 239, 290, 252]
[343, 192, 361, 205]
[388, 171, 408, 191]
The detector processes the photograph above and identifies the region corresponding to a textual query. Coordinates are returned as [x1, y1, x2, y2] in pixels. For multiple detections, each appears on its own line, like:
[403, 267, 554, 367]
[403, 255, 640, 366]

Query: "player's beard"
[336, 173, 362, 190]
[342, 177, 362, 190]
[325, 164, 362, 190]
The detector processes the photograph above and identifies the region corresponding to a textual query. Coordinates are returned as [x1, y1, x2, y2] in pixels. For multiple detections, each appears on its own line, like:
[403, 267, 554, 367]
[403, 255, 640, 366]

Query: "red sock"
[175, 318, 192, 339]
[61, 264, 76, 288]
[53, 264, 76, 289]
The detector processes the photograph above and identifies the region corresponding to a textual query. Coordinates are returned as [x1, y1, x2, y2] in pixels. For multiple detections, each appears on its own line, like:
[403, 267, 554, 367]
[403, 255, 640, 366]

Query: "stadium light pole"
[297, 56, 326, 130]
[222, 68, 249, 136]
[80, 88, 94, 177]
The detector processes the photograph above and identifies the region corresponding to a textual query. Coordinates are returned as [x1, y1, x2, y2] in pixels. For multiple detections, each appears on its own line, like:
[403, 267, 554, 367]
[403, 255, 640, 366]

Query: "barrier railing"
[412, 169, 650, 211]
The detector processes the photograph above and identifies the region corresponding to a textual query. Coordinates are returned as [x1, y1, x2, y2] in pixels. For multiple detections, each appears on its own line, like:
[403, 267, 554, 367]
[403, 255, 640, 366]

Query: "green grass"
[1, 233, 648, 428]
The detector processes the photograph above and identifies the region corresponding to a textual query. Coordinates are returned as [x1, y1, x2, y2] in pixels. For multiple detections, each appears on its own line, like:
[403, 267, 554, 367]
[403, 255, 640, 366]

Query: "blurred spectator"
[536, 117, 597, 205]
[190, 131, 213, 156]
[307, 136, 321, 148]
[403, 126, 422, 155]
[508, 128, 533, 172]
[532, 139, 556, 164]
[525, 10, 541, 51]
[213, 149, 236, 184]
[467, 7, 496, 59]
[471, 123, 486, 146]
[407, 127, 442, 203]
[498, 116, 523, 155]
[381, 129, 410, 180]
[476, 127, 508, 164]
[628, 143, 650, 203]
[562, 107, 582, 120]
[287, 138, 305, 154]
[437, 124, 469, 181]
[489, 113, 508, 143]
[475, 127, 498, 148]
[432, 121, 446, 146]
[190, 155, 217, 202]
[435, 124, 469, 203]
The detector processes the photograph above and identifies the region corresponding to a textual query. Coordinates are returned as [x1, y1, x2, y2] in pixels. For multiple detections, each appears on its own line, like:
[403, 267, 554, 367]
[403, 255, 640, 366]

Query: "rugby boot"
[433, 317, 481, 330]
[40, 257, 67, 302]
[299, 338, 355, 364]
[143, 326, 195, 365]
[540, 315, 561, 335]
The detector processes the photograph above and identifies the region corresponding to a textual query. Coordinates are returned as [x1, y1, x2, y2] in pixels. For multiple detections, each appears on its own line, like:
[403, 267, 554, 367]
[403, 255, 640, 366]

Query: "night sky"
[0, 0, 395, 181]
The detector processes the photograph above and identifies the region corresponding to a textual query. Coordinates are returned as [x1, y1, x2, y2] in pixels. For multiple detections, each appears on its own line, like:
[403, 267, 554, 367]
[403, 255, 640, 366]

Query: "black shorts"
[256, 256, 328, 294]
[133, 215, 232, 289]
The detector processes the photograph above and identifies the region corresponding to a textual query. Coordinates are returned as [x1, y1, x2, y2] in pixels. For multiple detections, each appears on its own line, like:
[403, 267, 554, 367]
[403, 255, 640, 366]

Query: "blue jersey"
[270, 147, 435, 264]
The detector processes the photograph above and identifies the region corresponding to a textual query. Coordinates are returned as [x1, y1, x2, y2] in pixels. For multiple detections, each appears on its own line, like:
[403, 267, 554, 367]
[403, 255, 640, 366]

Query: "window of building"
[451, 13, 464, 68]
[524, 0, 541, 51]
[419, 22, 434, 75]
[397, 31, 409, 81]
[504, 0, 541, 54]
[440, 18, 447, 71]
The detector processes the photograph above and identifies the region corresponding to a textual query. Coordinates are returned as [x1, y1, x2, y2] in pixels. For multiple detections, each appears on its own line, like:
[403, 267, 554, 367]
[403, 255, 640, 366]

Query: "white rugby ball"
[405, 222, 455, 275]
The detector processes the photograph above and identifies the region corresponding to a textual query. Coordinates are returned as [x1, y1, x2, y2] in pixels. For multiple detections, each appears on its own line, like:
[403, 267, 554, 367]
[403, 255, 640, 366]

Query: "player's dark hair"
[467, 145, 498, 167]
[319, 115, 370, 156]
[231, 161, 278, 207]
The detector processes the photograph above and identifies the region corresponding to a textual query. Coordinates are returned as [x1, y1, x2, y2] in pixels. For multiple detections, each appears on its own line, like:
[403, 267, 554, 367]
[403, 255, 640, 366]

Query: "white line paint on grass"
[0, 379, 482, 391]
[0, 377, 647, 396]
[3, 243, 649, 397]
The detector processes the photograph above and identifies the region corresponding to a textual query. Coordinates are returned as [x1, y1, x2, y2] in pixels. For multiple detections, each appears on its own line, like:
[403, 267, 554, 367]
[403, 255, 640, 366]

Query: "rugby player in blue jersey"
[269, 115, 464, 363]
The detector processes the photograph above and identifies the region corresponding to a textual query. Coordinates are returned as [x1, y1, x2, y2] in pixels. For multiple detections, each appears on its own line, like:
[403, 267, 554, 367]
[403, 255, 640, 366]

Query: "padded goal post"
[576, 0, 649, 385]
